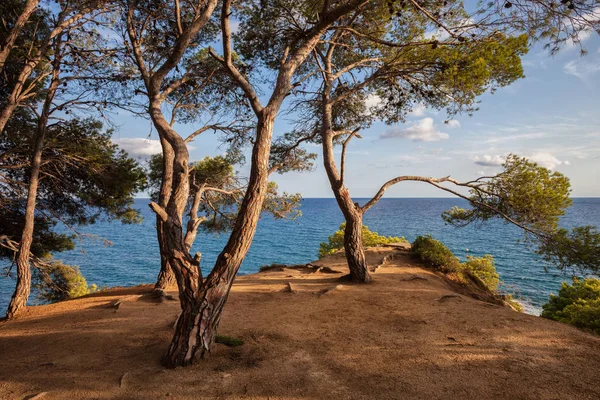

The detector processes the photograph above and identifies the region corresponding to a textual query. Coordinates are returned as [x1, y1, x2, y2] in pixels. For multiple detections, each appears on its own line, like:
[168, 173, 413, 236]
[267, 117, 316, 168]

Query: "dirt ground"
[1, 247, 599, 400]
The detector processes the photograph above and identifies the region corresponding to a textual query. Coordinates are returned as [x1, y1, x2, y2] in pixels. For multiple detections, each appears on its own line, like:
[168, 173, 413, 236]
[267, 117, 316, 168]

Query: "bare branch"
[340, 128, 361, 186]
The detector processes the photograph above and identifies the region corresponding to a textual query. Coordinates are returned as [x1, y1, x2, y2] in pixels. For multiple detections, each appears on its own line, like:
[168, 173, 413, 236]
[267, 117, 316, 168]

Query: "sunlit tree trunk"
[154, 138, 176, 292]
[162, 111, 275, 367]
[321, 87, 371, 283]
[0, 0, 40, 72]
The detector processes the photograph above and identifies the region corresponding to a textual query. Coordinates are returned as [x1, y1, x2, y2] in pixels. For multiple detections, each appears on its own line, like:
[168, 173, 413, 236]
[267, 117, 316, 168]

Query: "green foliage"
[542, 278, 600, 335]
[319, 223, 406, 258]
[0, 117, 146, 259]
[538, 226, 600, 274]
[33, 262, 91, 303]
[443, 155, 572, 232]
[503, 294, 524, 313]
[411, 235, 460, 272]
[192, 156, 235, 187]
[263, 181, 302, 221]
[461, 255, 500, 291]
[148, 155, 302, 234]
[441, 154, 600, 274]
[412, 236, 502, 292]
[215, 335, 245, 347]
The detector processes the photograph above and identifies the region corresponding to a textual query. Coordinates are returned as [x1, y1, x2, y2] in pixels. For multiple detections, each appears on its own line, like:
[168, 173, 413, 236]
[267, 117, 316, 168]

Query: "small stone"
[282, 282, 296, 294]
[438, 294, 461, 302]
[119, 372, 129, 388]
[26, 393, 48, 400]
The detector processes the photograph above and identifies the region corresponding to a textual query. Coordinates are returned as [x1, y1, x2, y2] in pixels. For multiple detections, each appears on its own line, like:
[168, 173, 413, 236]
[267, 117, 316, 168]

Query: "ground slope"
[0, 248, 599, 400]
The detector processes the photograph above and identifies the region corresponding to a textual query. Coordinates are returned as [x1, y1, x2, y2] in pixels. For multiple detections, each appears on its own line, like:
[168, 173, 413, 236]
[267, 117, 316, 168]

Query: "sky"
[111, 33, 600, 199]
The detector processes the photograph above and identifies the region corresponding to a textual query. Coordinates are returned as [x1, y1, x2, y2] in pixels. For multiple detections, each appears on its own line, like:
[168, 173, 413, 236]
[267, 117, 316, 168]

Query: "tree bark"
[161, 111, 276, 368]
[154, 138, 176, 292]
[0, 0, 40, 72]
[343, 209, 370, 283]
[5, 63, 59, 318]
[320, 87, 371, 283]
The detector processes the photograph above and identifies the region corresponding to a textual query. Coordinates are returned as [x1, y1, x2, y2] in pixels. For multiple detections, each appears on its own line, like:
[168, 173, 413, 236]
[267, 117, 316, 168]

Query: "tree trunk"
[5, 128, 42, 317]
[0, 0, 40, 72]
[320, 92, 371, 283]
[0, 101, 18, 135]
[154, 138, 176, 292]
[343, 210, 370, 283]
[154, 244, 177, 291]
[161, 111, 276, 368]
[5, 56, 59, 318]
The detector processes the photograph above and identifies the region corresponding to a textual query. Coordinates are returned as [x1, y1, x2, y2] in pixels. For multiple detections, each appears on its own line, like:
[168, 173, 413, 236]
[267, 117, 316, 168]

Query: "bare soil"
[1, 248, 599, 400]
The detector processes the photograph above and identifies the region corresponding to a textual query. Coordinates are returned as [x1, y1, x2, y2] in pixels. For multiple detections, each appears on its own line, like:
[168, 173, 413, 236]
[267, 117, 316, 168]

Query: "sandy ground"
[1, 247, 599, 400]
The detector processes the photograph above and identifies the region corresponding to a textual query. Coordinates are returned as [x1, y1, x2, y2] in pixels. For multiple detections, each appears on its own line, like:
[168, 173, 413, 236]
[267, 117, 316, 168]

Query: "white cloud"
[527, 152, 569, 170]
[229, 20, 240, 34]
[408, 104, 426, 117]
[381, 118, 449, 142]
[473, 154, 505, 167]
[113, 137, 162, 157]
[483, 132, 546, 144]
[472, 152, 570, 170]
[365, 94, 382, 109]
[565, 7, 600, 47]
[446, 119, 460, 128]
[423, 18, 475, 41]
[564, 59, 600, 81]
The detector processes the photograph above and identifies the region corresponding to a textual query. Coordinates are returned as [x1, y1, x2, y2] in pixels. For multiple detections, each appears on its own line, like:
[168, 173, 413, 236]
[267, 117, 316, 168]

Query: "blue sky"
[112, 34, 600, 199]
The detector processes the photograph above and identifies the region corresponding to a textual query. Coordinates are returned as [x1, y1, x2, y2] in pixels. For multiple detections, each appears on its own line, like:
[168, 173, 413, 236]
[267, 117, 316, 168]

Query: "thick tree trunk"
[343, 210, 370, 283]
[161, 111, 276, 368]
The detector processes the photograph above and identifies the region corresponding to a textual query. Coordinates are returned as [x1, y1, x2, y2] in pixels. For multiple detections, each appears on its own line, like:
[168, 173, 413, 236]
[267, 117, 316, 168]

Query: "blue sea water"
[1, 198, 599, 316]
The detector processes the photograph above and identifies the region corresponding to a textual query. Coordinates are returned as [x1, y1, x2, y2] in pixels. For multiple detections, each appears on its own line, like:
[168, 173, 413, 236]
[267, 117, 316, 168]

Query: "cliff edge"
[1, 248, 599, 399]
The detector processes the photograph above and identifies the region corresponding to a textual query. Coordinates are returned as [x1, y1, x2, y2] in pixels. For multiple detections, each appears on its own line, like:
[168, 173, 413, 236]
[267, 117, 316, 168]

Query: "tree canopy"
[0, 116, 146, 259]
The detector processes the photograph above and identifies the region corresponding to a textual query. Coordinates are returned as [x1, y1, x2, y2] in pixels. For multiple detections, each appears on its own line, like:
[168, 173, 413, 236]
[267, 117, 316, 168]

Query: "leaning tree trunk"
[154, 138, 176, 292]
[161, 111, 276, 368]
[5, 100, 53, 318]
[321, 95, 371, 283]
[0, 0, 40, 72]
[6, 62, 60, 317]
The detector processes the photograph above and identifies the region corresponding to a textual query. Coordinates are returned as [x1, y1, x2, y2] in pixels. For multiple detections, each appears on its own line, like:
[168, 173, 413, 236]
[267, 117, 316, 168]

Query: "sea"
[1, 198, 599, 316]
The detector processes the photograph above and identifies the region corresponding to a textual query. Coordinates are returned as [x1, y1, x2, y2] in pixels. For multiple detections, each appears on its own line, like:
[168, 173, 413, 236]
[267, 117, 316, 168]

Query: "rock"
[119, 372, 129, 388]
[38, 362, 55, 367]
[438, 294, 461, 302]
[316, 266, 340, 274]
[152, 289, 176, 302]
[402, 275, 428, 281]
[319, 285, 343, 296]
[25, 393, 48, 400]
[282, 282, 297, 294]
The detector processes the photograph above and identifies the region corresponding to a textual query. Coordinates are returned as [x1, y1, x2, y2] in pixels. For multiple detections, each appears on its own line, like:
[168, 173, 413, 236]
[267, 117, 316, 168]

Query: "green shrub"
[215, 335, 245, 347]
[34, 262, 91, 302]
[503, 294, 524, 312]
[461, 255, 500, 291]
[541, 278, 600, 335]
[411, 235, 460, 271]
[318, 223, 406, 258]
